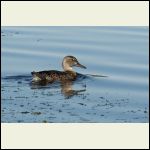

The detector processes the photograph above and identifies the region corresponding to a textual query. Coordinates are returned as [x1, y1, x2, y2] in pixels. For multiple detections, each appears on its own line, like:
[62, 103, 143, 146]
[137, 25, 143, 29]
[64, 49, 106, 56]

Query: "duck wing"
[31, 70, 64, 81]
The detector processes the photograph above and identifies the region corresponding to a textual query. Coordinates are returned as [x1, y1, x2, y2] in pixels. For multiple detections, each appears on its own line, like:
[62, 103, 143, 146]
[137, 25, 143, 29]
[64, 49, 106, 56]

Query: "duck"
[31, 56, 86, 83]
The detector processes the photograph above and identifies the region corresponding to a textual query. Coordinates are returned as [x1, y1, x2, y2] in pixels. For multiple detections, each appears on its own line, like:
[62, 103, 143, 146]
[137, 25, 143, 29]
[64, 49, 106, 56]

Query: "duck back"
[31, 70, 77, 82]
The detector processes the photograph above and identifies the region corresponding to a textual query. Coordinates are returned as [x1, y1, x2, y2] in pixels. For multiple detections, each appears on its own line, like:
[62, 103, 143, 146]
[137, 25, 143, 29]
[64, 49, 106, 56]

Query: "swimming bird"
[31, 56, 86, 83]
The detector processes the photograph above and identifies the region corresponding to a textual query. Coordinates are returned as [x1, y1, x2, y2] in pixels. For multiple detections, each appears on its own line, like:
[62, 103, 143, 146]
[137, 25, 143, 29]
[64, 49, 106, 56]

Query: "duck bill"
[76, 63, 86, 69]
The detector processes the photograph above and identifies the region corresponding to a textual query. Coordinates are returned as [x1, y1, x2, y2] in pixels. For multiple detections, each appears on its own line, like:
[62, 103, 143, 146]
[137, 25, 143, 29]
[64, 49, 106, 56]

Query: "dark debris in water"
[15, 96, 28, 99]
[21, 111, 30, 114]
[99, 96, 104, 99]
[37, 39, 43, 42]
[58, 109, 62, 112]
[13, 90, 18, 92]
[31, 112, 42, 115]
[17, 120, 24, 123]
[1, 31, 20, 37]
[42, 120, 48, 123]
[18, 81, 22, 84]
[78, 103, 86, 106]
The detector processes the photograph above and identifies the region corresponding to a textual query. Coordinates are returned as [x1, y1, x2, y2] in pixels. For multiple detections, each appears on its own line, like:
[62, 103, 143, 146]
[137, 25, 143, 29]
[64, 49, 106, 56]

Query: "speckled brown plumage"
[31, 70, 77, 82]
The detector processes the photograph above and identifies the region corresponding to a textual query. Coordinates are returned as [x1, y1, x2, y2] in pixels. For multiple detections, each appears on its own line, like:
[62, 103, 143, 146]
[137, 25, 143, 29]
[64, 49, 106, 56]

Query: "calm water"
[1, 26, 149, 123]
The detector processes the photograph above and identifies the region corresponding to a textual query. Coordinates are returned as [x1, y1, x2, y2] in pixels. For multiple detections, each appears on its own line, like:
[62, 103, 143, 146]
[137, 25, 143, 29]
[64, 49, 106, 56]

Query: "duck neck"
[62, 60, 74, 72]
[63, 64, 76, 76]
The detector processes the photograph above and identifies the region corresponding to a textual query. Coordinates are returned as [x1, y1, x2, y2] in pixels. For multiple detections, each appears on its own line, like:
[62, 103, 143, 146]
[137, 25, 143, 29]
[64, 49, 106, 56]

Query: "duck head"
[62, 56, 86, 71]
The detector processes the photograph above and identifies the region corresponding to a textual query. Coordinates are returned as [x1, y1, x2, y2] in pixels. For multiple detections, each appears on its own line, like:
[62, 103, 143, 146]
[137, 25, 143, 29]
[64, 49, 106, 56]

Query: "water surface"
[1, 26, 149, 123]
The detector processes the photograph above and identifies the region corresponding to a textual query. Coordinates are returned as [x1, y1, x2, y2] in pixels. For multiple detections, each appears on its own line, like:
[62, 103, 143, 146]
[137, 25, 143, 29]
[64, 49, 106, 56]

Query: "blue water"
[1, 26, 149, 123]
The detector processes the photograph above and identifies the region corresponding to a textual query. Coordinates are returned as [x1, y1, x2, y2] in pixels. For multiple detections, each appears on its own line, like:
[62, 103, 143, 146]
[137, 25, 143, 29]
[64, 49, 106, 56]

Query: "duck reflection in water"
[60, 80, 86, 99]
[30, 79, 86, 99]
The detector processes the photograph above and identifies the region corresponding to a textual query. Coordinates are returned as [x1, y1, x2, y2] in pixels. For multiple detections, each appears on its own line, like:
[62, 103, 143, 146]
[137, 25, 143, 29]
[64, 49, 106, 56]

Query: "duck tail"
[31, 71, 42, 82]
[31, 71, 36, 75]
